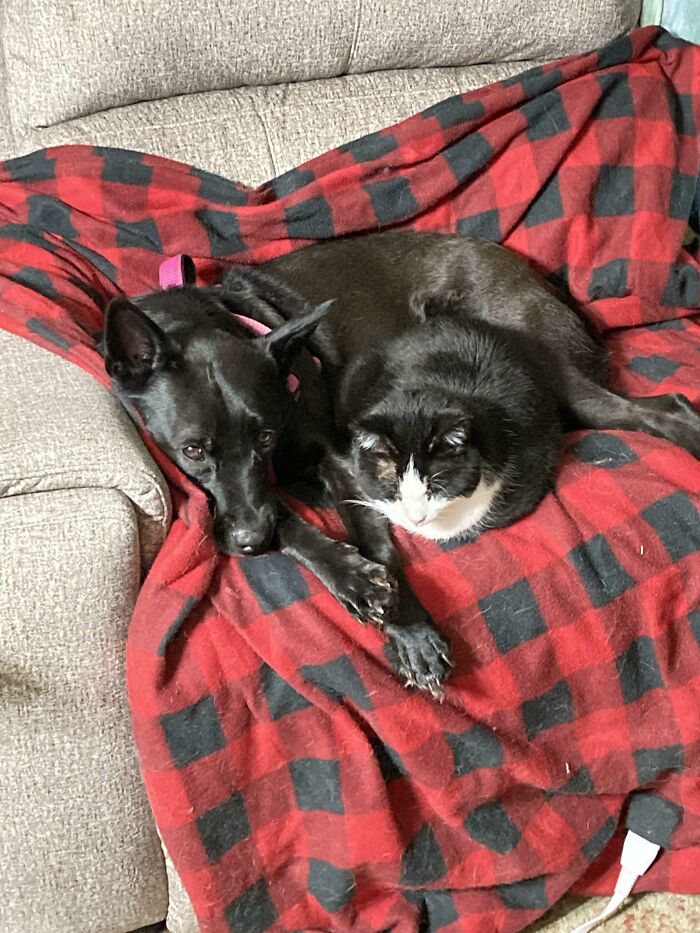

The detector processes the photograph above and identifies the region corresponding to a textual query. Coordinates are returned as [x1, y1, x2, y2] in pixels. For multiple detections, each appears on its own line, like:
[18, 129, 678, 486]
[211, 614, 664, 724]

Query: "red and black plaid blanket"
[1, 25, 699, 933]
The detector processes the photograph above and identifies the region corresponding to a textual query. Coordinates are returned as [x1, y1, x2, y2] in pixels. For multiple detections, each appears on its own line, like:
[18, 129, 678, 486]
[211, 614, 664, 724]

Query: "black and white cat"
[254, 231, 699, 695]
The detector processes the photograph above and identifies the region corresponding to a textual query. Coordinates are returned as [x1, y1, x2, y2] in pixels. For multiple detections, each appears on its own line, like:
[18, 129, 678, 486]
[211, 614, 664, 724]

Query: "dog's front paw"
[327, 543, 397, 626]
[385, 618, 453, 701]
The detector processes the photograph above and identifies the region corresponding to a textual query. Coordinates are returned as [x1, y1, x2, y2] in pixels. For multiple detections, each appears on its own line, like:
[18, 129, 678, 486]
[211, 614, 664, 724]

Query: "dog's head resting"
[103, 286, 330, 555]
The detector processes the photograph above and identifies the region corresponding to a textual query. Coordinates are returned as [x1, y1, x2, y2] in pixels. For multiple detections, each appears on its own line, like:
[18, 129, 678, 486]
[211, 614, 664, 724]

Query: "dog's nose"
[232, 527, 269, 555]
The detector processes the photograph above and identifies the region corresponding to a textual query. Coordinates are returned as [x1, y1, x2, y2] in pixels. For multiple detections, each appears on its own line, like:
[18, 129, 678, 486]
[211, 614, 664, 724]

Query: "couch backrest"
[3, 0, 641, 133]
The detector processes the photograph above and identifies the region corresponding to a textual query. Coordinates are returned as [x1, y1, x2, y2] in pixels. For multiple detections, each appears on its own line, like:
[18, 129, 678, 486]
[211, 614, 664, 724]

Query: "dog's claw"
[441, 652, 454, 668]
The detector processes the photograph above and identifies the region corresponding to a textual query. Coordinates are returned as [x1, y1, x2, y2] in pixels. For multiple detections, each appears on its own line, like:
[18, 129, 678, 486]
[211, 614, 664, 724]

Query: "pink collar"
[159, 254, 303, 396]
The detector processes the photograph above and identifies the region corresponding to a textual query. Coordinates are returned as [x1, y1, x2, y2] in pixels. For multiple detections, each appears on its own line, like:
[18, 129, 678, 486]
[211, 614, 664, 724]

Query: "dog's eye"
[258, 430, 275, 447]
[183, 445, 205, 461]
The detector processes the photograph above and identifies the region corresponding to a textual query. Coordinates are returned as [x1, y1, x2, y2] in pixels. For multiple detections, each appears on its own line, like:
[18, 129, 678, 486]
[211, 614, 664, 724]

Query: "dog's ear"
[263, 299, 333, 372]
[103, 297, 175, 384]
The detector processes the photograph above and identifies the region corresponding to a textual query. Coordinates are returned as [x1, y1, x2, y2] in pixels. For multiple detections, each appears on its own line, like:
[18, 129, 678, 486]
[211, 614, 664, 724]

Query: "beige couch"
[0, 2, 648, 931]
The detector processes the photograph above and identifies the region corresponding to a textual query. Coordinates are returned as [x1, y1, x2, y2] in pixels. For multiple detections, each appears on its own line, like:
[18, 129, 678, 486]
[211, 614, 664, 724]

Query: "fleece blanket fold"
[1, 25, 699, 933]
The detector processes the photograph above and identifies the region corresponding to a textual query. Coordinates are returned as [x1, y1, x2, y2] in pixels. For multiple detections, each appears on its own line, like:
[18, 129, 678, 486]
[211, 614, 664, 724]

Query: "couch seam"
[346, 0, 364, 73]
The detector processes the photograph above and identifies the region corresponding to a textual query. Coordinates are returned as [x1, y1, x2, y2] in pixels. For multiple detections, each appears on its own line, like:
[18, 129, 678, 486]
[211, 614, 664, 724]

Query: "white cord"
[569, 831, 660, 933]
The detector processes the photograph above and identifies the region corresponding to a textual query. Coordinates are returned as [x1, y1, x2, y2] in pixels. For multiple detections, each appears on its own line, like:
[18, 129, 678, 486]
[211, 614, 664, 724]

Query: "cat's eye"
[258, 429, 275, 447]
[183, 445, 205, 461]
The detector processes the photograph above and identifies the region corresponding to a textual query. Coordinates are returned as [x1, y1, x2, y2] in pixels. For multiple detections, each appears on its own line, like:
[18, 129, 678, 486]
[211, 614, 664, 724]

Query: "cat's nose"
[404, 502, 429, 524]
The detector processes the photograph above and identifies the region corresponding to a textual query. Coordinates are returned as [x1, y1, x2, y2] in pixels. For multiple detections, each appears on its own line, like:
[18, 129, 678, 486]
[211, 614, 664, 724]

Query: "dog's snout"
[213, 502, 277, 556]
[231, 527, 269, 555]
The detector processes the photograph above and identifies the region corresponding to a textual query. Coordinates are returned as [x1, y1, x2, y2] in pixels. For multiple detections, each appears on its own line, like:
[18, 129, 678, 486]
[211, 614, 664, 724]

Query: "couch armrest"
[0, 330, 171, 567]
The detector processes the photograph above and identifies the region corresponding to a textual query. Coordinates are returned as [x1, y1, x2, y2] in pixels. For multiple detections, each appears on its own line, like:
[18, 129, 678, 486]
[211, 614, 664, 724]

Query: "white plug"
[568, 831, 660, 933]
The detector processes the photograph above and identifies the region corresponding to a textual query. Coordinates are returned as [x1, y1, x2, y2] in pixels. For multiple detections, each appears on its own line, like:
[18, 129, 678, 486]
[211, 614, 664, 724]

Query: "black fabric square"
[5, 150, 56, 181]
[423, 96, 484, 128]
[690, 608, 700, 649]
[646, 318, 685, 331]
[616, 636, 664, 704]
[25, 318, 71, 350]
[466, 801, 521, 854]
[595, 73, 635, 119]
[339, 132, 398, 161]
[225, 878, 278, 933]
[582, 817, 616, 862]
[269, 167, 315, 198]
[95, 147, 153, 185]
[628, 354, 681, 381]
[197, 792, 251, 863]
[443, 132, 494, 185]
[588, 258, 629, 299]
[404, 890, 458, 930]
[594, 165, 634, 216]
[479, 579, 547, 654]
[290, 758, 343, 813]
[667, 89, 696, 136]
[285, 195, 335, 238]
[520, 91, 571, 141]
[157, 595, 198, 656]
[634, 745, 684, 785]
[446, 723, 503, 777]
[115, 218, 163, 252]
[308, 859, 354, 912]
[567, 534, 635, 608]
[364, 176, 419, 224]
[523, 174, 563, 227]
[260, 663, 311, 719]
[368, 733, 407, 783]
[642, 492, 700, 562]
[196, 207, 245, 257]
[497, 876, 549, 909]
[560, 766, 595, 795]
[662, 263, 700, 307]
[301, 656, 372, 710]
[656, 30, 690, 51]
[69, 241, 117, 280]
[522, 680, 574, 741]
[457, 209, 501, 241]
[27, 195, 77, 238]
[241, 552, 310, 612]
[520, 68, 563, 98]
[626, 792, 682, 848]
[161, 695, 226, 768]
[503, 66, 562, 97]
[0, 224, 60, 254]
[11, 268, 57, 300]
[401, 824, 447, 885]
[191, 165, 248, 204]
[597, 34, 633, 69]
[574, 433, 637, 468]
[670, 171, 696, 220]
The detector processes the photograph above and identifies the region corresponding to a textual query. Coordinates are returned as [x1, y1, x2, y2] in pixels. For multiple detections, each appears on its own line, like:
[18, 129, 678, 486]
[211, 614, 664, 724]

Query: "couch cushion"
[0, 330, 170, 568]
[3, 0, 641, 130]
[0, 486, 168, 933]
[3, 62, 544, 186]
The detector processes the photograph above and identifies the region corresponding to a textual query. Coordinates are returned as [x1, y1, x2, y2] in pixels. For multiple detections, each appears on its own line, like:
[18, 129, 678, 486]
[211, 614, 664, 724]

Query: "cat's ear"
[350, 423, 395, 456]
[431, 416, 472, 452]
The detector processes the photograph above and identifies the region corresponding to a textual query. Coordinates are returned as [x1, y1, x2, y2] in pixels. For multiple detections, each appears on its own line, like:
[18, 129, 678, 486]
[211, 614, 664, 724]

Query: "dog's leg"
[275, 507, 396, 626]
[321, 454, 453, 699]
[561, 369, 700, 458]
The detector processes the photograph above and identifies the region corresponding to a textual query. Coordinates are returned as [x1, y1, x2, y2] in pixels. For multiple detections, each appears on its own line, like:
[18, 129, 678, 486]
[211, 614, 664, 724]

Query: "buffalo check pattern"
[1, 26, 699, 933]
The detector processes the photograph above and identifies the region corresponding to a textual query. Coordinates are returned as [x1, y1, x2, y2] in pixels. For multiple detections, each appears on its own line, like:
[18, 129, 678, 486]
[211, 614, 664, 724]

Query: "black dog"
[102, 276, 398, 636]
